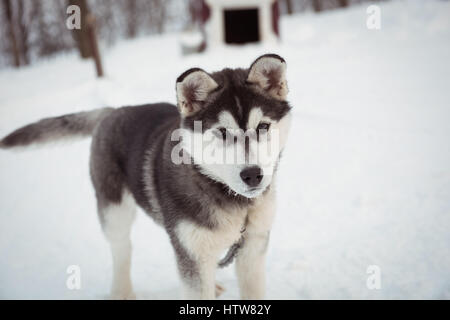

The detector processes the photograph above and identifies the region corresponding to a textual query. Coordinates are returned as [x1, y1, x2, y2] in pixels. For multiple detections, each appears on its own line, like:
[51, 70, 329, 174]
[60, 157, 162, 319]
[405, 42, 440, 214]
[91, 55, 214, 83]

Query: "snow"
[1, 0, 450, 299]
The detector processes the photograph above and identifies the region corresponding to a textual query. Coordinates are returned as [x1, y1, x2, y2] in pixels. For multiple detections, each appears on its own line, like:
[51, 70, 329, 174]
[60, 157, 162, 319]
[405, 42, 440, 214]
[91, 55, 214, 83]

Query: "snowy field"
[0, 0, 449, 299]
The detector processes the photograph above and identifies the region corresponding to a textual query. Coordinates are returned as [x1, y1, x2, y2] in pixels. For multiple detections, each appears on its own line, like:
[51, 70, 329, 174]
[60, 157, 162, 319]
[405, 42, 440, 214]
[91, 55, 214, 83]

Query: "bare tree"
[153, 0, 167, 34]
[17, 0, 29, 65]
[285, 0, 293, 15]
[312, 0, 322, 12]
[3, 0, 20, 67]
[86, 14, 104, 77]
[125, 0, 138, 38]
[69, 0, 92, 58]
[93, 0, 116, 45]
[338, 0, 349, 8]
[66, 0, 104, 77]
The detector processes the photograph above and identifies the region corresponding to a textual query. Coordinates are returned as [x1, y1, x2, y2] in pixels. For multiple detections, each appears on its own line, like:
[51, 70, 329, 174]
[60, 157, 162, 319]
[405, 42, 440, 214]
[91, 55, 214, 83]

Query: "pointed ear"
[247, 54, 288, 100]
[176, 68, 218, 117]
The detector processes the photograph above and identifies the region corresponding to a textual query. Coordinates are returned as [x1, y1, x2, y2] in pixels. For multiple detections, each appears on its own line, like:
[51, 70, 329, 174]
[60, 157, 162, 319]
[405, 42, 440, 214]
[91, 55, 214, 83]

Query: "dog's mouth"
[240, 187, 265, 199]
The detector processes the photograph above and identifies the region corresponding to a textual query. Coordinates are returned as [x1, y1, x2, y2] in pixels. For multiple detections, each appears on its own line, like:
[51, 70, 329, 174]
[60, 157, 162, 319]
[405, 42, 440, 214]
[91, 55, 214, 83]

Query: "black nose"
[240, 166, 263, 187]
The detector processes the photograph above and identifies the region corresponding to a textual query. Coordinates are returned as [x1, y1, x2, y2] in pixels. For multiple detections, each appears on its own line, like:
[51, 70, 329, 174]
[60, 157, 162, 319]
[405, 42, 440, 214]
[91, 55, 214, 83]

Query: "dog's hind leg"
[90, 130, 137, 300]
[101, 191, 136, 300]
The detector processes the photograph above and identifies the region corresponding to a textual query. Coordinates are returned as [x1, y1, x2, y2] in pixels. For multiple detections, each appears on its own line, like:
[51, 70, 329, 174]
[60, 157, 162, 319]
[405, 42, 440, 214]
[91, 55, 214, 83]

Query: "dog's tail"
[0, 107, 113, 149]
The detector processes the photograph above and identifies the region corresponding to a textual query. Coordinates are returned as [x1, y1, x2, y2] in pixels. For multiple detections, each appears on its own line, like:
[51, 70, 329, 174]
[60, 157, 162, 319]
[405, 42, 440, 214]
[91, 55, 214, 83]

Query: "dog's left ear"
[247, 54, 288, 100]
[176, 68, 218, 117]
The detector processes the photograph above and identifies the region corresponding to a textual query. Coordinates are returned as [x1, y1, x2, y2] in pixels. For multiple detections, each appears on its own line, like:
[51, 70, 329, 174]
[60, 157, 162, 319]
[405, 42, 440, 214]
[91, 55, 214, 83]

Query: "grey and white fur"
[0, 54, 292, 300]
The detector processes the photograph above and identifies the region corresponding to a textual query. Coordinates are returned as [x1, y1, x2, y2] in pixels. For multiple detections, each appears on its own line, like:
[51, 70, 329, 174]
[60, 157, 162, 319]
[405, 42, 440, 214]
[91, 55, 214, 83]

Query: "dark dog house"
[194, 0, 279, 47]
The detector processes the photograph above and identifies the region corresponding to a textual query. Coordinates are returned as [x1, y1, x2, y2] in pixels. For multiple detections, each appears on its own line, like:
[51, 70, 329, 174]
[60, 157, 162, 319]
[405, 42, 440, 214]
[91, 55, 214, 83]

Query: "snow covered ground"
[0, 0, 449, 299]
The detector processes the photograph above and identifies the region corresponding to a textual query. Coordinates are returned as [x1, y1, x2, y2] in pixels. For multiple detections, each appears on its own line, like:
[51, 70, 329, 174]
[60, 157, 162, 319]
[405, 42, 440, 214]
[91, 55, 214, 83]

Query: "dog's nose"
[240, 166, 263, 187]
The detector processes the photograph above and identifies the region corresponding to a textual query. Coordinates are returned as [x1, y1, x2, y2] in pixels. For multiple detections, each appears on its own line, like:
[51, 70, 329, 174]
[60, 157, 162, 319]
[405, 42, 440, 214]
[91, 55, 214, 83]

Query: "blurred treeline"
[0, 0, 378, 68]
[279, 0, 378, 13]
[0, 0, 187, 68]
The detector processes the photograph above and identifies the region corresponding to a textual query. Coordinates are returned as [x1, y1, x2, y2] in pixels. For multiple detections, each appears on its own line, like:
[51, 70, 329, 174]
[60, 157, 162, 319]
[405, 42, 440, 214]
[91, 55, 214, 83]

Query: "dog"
[0, 54, 292, 300]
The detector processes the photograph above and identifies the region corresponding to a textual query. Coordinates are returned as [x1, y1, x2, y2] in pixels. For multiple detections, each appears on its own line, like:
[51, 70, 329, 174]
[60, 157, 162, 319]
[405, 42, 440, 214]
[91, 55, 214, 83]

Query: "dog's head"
[174, 54, 292, 199]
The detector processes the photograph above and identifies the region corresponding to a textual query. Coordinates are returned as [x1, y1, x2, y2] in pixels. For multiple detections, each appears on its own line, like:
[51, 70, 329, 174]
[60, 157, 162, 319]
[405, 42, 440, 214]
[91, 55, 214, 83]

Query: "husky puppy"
[0, 54, 292, 300]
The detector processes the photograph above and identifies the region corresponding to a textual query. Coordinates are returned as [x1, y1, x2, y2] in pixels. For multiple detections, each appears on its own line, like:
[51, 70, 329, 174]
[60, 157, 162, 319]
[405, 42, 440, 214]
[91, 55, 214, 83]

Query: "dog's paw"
[215, 283, 225, 298]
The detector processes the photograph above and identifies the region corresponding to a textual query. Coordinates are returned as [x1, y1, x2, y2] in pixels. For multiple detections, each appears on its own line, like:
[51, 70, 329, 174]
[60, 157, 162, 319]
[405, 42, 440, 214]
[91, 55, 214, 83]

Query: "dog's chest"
[176, 206, 247, 259]
[211, 206, 247, 249]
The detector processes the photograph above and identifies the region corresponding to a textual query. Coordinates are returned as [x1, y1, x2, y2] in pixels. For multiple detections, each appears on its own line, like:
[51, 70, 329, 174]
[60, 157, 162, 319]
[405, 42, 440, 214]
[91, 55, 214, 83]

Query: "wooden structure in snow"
[190, 0, 280, 48]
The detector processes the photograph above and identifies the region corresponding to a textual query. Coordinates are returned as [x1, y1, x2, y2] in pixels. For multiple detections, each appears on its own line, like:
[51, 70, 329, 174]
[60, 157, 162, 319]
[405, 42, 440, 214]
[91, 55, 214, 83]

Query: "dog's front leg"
[173, 221, 219, 300]
[180, 255, 217, 300]
[235, 231, 270, 299]
[236, 190, 276, 300]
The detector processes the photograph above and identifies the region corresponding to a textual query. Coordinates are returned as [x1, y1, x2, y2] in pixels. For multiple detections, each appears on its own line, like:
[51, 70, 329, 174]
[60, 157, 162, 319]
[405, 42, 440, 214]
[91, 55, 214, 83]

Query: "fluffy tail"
[0, 107, 113, 149]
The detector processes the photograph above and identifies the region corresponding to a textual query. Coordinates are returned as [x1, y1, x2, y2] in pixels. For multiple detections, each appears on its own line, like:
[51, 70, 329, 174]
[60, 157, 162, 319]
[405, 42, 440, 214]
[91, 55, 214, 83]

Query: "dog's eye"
[214, 127, 228, 140]
[257, 122, 271, 132]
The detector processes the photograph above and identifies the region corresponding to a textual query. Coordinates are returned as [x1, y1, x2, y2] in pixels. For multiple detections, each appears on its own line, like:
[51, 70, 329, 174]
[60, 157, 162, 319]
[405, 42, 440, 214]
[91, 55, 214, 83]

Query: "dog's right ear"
[176, 68, 218, 117]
